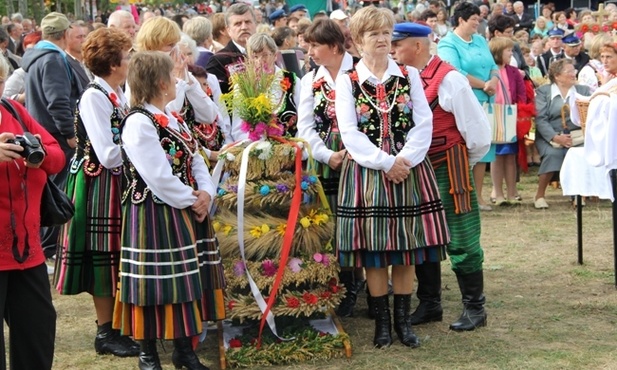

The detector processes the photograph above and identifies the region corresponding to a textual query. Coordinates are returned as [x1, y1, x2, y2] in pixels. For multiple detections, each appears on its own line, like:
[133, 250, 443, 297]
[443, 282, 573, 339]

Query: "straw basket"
[575, 99, 589, 135]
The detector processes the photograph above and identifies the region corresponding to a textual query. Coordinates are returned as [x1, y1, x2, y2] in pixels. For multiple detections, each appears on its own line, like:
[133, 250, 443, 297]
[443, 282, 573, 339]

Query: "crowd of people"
[1, 0, 617, 369]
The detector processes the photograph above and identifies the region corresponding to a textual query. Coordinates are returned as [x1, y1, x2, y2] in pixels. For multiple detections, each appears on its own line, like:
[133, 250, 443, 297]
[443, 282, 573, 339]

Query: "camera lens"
[26, 151, 45, 165]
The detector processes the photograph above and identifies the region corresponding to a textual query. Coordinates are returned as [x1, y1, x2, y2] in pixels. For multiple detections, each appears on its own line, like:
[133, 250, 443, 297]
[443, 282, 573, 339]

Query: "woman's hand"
[385, 156, 411, 184]
[327, 149, 347, 171]
[483, 78, 497, 96]
[0, 132, 24, 162]
[552, 133, 573, 148]
[191, 190, 211, 222]
[171, 47, 189, 82]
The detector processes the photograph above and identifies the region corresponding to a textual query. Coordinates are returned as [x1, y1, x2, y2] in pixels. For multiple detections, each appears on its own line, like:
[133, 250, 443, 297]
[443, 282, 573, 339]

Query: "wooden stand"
[217, 310, 352, 369]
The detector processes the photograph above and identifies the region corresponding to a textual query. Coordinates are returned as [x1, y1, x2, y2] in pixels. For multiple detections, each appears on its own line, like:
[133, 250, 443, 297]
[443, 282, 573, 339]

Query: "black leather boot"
[336, 271, 365, 317]
[372, 294, 392, 348]
[172, 337, 210, 370]
[138, 340, 162, 370]
[393, 294, 420, 348]
[450, 270, 487, 331]
[94, 321, 140, 357]
[366, 286, 375, 319]
[410, 262, 443, 325]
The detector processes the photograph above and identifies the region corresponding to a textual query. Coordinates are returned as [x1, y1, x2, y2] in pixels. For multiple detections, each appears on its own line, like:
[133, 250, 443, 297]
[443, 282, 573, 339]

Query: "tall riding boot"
[393, 294, 420, 348]
[138, 340, 162, 370]
[172, 337, 210, 370]
[94, 321, 140, 357]
[336, 270, 360, 317]
[450, 270, 487, 331]
[410, 262, 443, 325]
[371, 294, 392, 348]
[366, 286, 375, 319]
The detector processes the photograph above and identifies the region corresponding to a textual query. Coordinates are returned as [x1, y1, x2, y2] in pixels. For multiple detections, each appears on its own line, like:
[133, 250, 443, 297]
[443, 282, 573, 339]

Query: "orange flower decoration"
[109, 92, 120, 107]
[171, 111, 184, 123]
[153, 113, 169, 128]
[312, 77, 326, 90]
[280, 77, 292, 92]
[349, 70, 359, 82]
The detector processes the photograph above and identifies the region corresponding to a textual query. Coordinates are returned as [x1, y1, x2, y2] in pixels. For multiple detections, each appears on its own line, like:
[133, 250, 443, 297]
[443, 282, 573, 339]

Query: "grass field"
[24, 168, 617, 369]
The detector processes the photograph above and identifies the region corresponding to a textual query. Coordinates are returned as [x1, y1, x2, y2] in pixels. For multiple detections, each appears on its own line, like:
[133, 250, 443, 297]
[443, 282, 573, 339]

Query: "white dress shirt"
[78, 76, 127, 169]
[122, 103, 216, 209]
[297, 52, 354, 165]
[334, 59, 433, 171]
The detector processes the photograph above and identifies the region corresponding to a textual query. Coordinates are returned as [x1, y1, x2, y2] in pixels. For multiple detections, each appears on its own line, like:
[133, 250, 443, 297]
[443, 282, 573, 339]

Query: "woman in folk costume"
[334, 6, 450, 348]
[113, 51, 224, 370]
[296, 18, 364, 318]
[54, 27, 139, 357]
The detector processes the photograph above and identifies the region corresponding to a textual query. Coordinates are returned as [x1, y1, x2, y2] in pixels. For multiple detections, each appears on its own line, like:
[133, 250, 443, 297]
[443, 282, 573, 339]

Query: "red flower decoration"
[349, 70, 359, 82]
[312, 77, 326, 90]
[318, 331, 328, 337]
[227, 300, 236, 310]
[286, 296, 300, 308]
[280, 77, 292, 92]
[229, 338, 242, 348]
[602, 24, 610, 32]
[153, 113, 169, 128]
[399, 65, 408, 76]
[302, 292, 318, 305]
[109, 92, 120, 107]
[320, 291, 332, 299]
[580, 24, 589, 33]
[330, 284, 339, 293]
[591, 24, 600, 33]
[326, 90, 335, 100]
[171, 111, 184, 123]
[328, 278, 337, 286]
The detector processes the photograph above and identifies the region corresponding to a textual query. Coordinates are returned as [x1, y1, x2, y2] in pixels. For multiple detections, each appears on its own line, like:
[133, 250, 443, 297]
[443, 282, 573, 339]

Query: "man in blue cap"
[537, 28, 564, 77]
[289, 4, 308, 19]
[562, 34, 589, 77]
[390, 22, 491, 331]
[269, 9, 287, 28]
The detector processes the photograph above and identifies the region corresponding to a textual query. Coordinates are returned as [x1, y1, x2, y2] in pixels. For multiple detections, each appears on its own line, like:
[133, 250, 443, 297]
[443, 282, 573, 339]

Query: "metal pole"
[577, 195, 583, 265]
[611, 169, 617, 288]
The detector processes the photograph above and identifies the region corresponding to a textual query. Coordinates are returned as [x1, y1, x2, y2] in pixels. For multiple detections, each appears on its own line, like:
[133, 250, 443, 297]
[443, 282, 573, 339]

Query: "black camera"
[7, 132, 45, 165]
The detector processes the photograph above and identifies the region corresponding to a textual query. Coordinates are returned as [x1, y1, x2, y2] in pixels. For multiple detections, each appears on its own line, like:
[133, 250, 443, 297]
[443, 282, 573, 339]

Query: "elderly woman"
[0, 56, 64, 370]
[54, 27, 139, 358]
[225, 33, 301, 141]
[297, 19, 363, 317]
[335, 6, 449, 348]
[534, 59, 590, 209]
[438, 2, 498, 211]
[182, 16, 214, 69]
[114, 51, 222, 370]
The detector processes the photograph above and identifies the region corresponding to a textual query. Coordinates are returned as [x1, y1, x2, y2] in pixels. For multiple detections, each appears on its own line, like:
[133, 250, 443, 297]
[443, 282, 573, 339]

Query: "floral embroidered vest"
[120, 106, 198, 205]
[346, 65, 415, 154]
[276, 70, 298, 137]
[312, 74, 341, 148]
[181, 85, 225, 152]
[72, 82, 125, 177]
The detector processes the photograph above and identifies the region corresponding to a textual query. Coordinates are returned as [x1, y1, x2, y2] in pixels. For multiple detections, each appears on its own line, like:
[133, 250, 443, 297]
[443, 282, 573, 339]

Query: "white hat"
[330, 9, 348, 21]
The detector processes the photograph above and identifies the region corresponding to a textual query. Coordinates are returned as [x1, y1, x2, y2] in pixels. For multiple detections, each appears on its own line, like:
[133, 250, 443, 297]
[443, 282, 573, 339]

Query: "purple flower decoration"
[233, 261, 246, 276]
[229, 185, 238, 193]
[288, 258, 303, 273]
[261, 260, 278, 277]
[276, 184, 289, 193]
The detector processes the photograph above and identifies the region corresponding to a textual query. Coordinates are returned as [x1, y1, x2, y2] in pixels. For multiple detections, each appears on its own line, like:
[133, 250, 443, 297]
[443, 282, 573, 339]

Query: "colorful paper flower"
[300, 217, 311, 228]
[229, 338, 242, 348]
[286, 296, 300, 308]
[227, 300, 236, 310]
[302, 292, 318, 305]
[288, 258, 303, 273]
[171, 111, 184, 123]
[153, 113, 169, 128]
[233, 261, 245, 276]
[260, 185, 271, 195]
[261, 260, 278, 277]
[280, 77, 292, 92]
[109, 92, 120, 107]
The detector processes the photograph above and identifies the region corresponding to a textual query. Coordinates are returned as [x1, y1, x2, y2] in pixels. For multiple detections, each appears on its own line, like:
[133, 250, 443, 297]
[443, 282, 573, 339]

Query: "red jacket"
[0, 100, 65, 271]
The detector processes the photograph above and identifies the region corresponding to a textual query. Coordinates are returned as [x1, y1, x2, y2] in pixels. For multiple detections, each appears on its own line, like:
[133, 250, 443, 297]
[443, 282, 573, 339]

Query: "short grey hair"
[183, 16, 212, 46]
[108, 10, 133, 27]
[246, 33, 277, 55]
[513, 1, 524, 8]
[225, 3, 255, 27]
[44, 30, 66, 41]
[10, 13, 23, 23]
[178, 32, 199, 64]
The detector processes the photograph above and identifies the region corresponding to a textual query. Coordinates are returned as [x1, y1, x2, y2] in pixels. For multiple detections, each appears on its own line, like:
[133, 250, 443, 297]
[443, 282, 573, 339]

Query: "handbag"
[549, 104, 584, 149]
[483, 76, 518, 144]
[0, 98, 74, 227]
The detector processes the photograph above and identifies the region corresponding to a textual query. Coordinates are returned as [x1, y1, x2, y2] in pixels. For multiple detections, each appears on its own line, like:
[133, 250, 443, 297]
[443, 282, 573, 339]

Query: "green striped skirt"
[336, 157, 449, 268]
[55, 163, 122, 297]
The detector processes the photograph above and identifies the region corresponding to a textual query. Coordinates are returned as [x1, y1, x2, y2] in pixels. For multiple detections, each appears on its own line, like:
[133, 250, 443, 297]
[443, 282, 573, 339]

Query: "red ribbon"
[256, 136, 303, 349]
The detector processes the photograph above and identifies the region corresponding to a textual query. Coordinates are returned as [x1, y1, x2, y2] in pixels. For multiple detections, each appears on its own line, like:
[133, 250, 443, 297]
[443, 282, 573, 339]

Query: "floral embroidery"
[109, 92, 120, 107]
[171, 111, 184, 123]
[153, 113, 169, 128]
[280, 77, 292, 92]
[312, 77, 326, 90]
[349, 70, 359, 82]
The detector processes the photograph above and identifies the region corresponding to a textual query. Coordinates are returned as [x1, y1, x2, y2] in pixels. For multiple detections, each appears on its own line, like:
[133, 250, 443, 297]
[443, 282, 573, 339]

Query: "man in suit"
[65, 21, 91, 89]
[537, 29, 564, 77]
[510, 1, 534, 32]
[6, 23, 22, 54]
[562, 34, 590, 77]
[206, 2, 257, 95]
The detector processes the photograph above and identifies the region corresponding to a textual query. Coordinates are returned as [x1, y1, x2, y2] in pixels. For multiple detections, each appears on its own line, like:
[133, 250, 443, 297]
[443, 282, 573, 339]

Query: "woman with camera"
[0, 56, 64, 369]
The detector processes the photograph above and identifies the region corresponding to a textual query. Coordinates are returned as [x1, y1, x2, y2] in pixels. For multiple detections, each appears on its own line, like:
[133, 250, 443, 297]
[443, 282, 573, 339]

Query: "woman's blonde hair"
[0, 54, 9, 79]
[134, 16, 181, 52]
[349, 6, 395, 48]
[589, 33, 614, 59]
[489, 36, 514, 65]
[127, 51, 174, 107]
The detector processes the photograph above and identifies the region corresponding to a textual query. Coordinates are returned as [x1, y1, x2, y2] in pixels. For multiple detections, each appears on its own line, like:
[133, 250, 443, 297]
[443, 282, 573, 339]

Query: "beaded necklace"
[357, 78, 400, 114]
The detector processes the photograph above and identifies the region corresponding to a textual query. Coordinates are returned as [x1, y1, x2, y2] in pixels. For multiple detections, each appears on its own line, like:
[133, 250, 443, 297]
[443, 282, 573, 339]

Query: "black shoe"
[94, 321, 140, 357]
[138, 340, 162, 370]
[410, 262, 443, 325]
[172, 337, 210, 370]
[450, 270, 487, 331]
[393, 294, 420, 348]
[371, 294, 392, 348]
[336, 271, 365, 318]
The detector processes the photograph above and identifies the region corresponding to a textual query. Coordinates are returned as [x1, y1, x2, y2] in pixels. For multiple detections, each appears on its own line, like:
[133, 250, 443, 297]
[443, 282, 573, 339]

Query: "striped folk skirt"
[55, 163, 122, 297]
[113, 199, 225, 340]
[336, 157, 449, 268]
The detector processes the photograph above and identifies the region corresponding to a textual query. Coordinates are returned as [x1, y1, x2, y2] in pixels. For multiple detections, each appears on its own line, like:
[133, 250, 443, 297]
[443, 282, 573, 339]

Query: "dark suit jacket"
[537, 50, 564, 77]
[7, 38, 16, 54]
[205, 41, 246, 95]
[510, 12, 534, 32]
[567, 52, 591, 78]
[67, 56, 90, 95]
